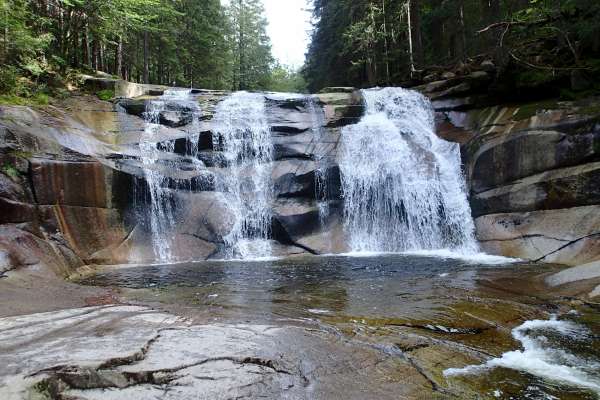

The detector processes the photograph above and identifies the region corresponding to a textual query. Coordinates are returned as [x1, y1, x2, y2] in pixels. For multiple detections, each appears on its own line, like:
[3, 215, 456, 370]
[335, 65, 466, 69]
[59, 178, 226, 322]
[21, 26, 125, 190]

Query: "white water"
[212, 92, 273, 259]
[339, 87, 478, 254]
[139, 89, 201, 262]
[307, 95, 330, 225]
[444, 317, 600, 395]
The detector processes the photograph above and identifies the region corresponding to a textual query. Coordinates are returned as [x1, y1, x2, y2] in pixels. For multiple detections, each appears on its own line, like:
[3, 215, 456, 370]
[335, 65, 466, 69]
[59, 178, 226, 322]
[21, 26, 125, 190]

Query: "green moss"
[515, 70, 558, 89]
[1, 162, 20, 179]
[96, 89, 115, 101]
[513, 99, 559, 120]
[0, 92, 49, 106]
[10, 150, 33, 159]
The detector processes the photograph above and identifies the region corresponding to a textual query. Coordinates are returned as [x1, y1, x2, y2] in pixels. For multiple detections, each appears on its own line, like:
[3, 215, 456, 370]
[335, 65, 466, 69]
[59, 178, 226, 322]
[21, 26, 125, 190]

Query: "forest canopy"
[304, 0, 600, 96]
[0, 0, 300, 100]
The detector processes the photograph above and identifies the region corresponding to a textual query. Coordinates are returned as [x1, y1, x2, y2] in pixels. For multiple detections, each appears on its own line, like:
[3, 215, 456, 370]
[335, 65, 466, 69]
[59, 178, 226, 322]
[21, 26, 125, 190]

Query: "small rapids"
[339, 87, 478, 254]
[444, 317, 600, 395]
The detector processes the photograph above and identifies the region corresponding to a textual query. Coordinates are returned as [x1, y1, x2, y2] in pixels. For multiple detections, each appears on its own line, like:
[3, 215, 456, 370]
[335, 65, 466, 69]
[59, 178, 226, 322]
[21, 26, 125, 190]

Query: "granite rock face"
[432, 89, 600, 265]
[0, 86, 363, 269]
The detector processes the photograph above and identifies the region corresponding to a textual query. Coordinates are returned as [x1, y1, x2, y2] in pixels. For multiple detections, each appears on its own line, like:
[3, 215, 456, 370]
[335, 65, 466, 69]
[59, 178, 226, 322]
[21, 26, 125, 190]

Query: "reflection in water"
[81, 254, 516, 322]
[78, 254, 600, 399]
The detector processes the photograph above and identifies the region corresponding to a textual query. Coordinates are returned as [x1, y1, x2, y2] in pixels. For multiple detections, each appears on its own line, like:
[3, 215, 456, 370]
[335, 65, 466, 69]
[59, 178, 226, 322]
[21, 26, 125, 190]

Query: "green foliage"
[228, 0, 274, 90]
[1, 161, 19, 179]
[96, 89, 115, 101]
[268, 65, 307, 93]
[0, 66, 18, 94]
[0, 0, 278, 93]
[305, 0, 600, 92]
[0, 92, 49, 106]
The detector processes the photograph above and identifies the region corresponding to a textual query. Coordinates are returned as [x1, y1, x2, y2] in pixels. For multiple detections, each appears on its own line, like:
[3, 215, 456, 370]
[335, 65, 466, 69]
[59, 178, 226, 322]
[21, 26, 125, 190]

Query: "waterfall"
[212, 92, 273, 259]
[307, 96, 329, 224]
[339, 87, 478, 254]
[139, 89, 201, 262]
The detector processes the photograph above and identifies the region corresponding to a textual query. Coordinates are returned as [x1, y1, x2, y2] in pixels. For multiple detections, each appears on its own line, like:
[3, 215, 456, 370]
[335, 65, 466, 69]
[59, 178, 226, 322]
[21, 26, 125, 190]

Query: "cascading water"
[139, 89, 202, 262]
[307, 96, 329, 224]
[339, 87, 478, 254]
[212, 91, 273, 259]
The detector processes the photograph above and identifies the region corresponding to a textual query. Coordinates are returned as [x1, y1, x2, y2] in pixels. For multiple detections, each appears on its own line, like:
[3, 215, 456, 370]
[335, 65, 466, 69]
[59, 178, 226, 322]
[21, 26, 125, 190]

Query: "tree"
[227, 0, 273, 91]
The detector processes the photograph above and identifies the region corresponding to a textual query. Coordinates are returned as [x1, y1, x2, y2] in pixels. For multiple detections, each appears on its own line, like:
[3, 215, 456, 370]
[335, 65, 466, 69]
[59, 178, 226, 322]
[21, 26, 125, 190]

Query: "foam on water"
[212, 92, 273, 259]
[444, 317, 600, 394]
[339, 87, 478, 254]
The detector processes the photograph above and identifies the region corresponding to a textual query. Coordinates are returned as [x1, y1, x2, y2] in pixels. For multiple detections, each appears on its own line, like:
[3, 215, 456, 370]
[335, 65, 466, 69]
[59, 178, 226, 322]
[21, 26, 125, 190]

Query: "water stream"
[139, 89, 202, 262]
[212, 92, 274, 259]
[339, 87, 478, 253]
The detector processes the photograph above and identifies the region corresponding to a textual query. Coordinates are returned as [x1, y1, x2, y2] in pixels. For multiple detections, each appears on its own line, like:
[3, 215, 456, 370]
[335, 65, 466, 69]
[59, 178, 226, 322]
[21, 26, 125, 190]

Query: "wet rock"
[175, 192, 236, 245]
[468, 127, 600, 194]
[442, 72, 456, 80]
[266, 97, 313, 134]
[546, 260, 600, 287]
[159, 110, 193, 128]
[117, 98, 147, 117]
[316, 92, 364, 127]
[471, 162, 600, 217]
[30, 159, 114, 208]
[480, 60, 496, 72]
[272, 160, 317, 198]
[273, 199, 322, 239]
[476, 205, 600, 265]
[319, 87, 356, 93]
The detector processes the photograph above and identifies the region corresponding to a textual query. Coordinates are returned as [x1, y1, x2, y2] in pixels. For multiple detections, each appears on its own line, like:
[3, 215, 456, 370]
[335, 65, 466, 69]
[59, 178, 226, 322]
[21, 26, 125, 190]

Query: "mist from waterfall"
[339, 87, 478, 254]
[212, 92, 274, 259]
[139, 89, 201, 262]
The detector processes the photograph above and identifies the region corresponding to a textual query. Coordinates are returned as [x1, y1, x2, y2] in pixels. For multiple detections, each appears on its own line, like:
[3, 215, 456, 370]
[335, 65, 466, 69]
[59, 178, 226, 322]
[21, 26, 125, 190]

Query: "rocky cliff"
[1, 74, 599, 275]
[425, 69, 600, 266]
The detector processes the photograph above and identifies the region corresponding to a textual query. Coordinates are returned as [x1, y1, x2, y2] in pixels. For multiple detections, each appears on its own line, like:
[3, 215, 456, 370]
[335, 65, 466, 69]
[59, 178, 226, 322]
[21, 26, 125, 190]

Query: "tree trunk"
[381, 0, 390, 84]
[409, 0, 424, 68]
[455, 0, 467, 61]
[430, 0, 443, 61]
[115, 36, 123, 78]
[143, 31, 149, 84]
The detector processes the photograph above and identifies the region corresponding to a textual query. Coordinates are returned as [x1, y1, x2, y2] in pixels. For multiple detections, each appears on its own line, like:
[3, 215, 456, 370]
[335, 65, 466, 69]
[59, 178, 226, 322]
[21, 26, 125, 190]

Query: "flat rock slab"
[0, 305, 436, 399]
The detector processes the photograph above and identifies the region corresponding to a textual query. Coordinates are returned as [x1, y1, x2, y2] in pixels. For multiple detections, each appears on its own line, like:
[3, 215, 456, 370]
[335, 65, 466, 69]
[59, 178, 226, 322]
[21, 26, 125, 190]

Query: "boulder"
[272, 160, 317, 198]
[480, 60, 496, 72]
[30, 159, 114, 208]
[118, 98, 147, 117]
[469, 128, 600, 194]
[159, 111, 193, 128]
[471, 162, 600, 217]
[319, 87, 356, 93]
[266, 97, 314, 134]
[0, 225, 83, 276]
[316, 92, 364, 127]
[475, 205, 600, 265]
[175, 192, 237, 244]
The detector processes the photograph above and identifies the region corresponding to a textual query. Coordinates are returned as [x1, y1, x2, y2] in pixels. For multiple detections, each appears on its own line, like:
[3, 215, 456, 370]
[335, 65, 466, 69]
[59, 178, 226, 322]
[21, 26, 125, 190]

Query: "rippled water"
[79, 254, 600, 399]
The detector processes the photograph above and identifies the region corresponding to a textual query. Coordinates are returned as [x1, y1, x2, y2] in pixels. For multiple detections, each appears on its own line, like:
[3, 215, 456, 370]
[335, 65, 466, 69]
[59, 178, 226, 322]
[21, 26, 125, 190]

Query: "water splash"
[444, 317, 600, 395]
[139, 89, 201, 262]
[212, 92, 273, 259]
[339, 87, 478, 253]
